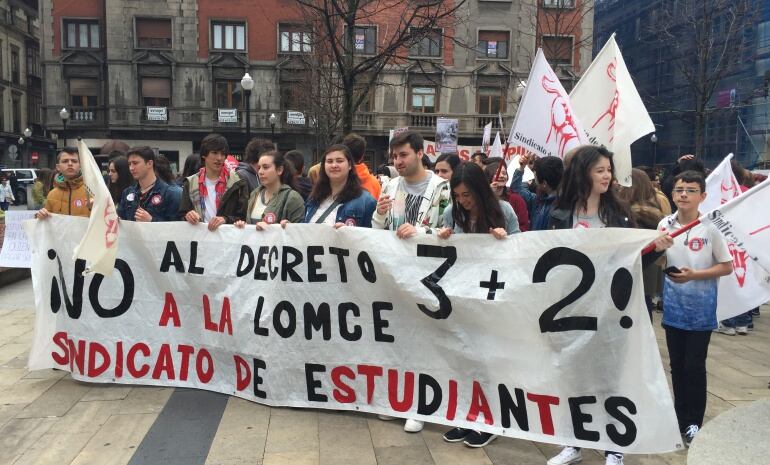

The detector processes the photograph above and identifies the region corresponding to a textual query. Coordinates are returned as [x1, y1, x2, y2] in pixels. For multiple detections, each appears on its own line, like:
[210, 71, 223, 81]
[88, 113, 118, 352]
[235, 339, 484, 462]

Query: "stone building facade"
[40, 0, 590, 171]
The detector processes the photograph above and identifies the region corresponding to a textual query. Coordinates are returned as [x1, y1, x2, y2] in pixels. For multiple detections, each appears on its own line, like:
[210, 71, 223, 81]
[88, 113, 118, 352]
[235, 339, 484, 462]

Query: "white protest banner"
[482, 122, 492, 153]
[436, 118, 459, 154]
[0, 210, 36, 268]
[73, 139, 119, 276]
[701, 153, 740, 214]
[26, 217, 682, 453]
[570, 34, 655, 187]
[508, 49, 589, 159]
[700, 177, 770, 320]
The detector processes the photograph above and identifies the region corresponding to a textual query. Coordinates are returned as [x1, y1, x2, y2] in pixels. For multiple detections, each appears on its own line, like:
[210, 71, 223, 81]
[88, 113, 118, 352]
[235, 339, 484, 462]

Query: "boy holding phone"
[657, 170, 732, 447]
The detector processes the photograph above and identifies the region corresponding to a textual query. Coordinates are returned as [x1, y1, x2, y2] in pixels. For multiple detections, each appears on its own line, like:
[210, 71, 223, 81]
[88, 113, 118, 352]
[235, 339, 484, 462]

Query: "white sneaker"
[736, 326, 749, 335]
[404, 419, 424, 433]
[716, 324, 736, 336]
[605, 453, 623, 465]
[547, 446, 582, 465]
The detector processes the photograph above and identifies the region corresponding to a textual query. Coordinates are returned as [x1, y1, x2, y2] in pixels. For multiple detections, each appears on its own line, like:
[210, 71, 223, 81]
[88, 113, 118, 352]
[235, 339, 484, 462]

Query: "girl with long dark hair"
[438, 162, 518, 448]
[546, 146, 672, 465]
[107, 156, 132, 204]
[235, 150, 305, 229]
[483, 159, 531, 232]
[433, 153, 461, 181]
[301, 144, 376, 227]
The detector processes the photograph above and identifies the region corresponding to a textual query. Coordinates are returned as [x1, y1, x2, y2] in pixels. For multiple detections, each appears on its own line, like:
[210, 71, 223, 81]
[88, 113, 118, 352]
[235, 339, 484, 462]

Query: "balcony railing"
[410, 114, 437, 127]
[68, 107, 100, 124]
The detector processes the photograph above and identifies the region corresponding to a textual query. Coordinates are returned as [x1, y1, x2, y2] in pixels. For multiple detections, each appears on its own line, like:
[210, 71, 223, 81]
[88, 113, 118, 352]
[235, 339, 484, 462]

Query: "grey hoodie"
[236, 161, 259, 192]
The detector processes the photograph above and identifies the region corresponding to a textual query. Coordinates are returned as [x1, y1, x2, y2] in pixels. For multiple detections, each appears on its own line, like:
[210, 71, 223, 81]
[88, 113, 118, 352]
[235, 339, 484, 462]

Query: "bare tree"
[522, 0, 595, 84]
[293, 0, 467, 136]
[655, 0, 756, 157]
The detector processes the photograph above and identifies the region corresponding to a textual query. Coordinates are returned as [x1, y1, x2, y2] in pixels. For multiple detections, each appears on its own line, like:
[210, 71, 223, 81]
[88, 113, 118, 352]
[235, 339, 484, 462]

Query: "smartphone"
[664, 266, 682, 275]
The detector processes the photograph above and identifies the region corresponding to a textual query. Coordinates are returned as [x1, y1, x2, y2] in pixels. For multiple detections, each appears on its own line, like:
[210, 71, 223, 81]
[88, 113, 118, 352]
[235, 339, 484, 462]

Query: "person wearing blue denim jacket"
[510, 154, 562, 231]
[301, 144, 376, 227]
[117, 147, 181, 222]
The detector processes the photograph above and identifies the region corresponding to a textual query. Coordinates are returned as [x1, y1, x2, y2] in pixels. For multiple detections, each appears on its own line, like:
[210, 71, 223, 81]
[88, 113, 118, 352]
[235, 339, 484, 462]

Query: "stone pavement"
[1, 278, 768, 465]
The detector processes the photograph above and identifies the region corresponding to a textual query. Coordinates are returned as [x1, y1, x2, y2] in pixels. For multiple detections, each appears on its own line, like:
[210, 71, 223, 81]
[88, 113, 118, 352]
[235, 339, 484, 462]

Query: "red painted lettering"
[466, 381, 494, 425]
[87, 342, 110, 377]
[331, 366, 357, 403]
[51, 331, 69, 365]
[159, 292, 181, 327]
[527, 393, 560, 435]
[127, 343, 150, 378]
[387, 369, 414, 412]
[234, 355, 251, 391]
[357, 364, 383, 404]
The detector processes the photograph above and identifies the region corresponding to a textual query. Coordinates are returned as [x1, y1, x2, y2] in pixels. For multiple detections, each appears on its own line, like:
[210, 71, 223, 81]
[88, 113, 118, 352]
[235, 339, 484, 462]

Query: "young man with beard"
[117, 146, 180, 222]
[372, 130, 450, 434]
[179, 134, 248, 231]
[36, 148, 91, 219]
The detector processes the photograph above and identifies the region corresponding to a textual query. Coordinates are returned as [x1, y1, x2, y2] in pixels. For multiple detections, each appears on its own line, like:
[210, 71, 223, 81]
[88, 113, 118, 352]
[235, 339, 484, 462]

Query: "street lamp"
[59, 108, 70, 147]
[241, 72, 254, 146]
[651, 133, 658, 168]
[269, 113, 277, 142]
[23, 128, 32, 167]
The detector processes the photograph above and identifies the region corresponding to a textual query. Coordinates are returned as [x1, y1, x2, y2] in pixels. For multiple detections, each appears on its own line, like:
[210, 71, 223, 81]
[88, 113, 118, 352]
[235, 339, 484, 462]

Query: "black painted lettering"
[303, 302, 331, 340]
[417, 373, 442, 415]
[236, 245, 254, 277]
[307, 246, 327, 283]
[281, 246, 303, 282]
[569, 396, 600, 442]
[253, 296, 268, 336]
[188, 241, 204, 274]
[253, 358, 267, 399]
[268, 246, 279, 280]
[372, 301, 394, 343]
[498, 385, 529, 430]
[305, 363, 328, 402]
[273, 301, 296, 338]
[255, 246, 268, 280]
[357, 251, 376, 283]
[89, 259, 134, 318]
[160, 241, 185, 273]
[605, 397, 637, 447]
[338, 302, 362, 341]
[328, 247, 349, 282]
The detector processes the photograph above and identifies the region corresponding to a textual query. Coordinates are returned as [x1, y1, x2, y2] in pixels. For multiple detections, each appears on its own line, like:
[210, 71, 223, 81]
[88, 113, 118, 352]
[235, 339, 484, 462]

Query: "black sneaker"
[684, 424, 699, 447]
[463, 431, 497, 448]
[443, 427, 472, 442]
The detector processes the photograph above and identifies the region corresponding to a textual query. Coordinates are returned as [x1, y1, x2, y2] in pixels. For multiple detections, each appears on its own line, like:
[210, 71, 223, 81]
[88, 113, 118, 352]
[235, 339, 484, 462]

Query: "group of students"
[33, 130, 739, 465]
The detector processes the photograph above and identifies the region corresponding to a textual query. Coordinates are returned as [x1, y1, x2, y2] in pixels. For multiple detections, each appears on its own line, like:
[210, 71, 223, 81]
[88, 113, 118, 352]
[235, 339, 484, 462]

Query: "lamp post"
[241, 72, 254, 147]
[18, 136, 25, 168]
[651, 133, 658, 168]
[23, 127, 31, 167]
[269, 113, 277, 142]
[59, 108, 70, 147]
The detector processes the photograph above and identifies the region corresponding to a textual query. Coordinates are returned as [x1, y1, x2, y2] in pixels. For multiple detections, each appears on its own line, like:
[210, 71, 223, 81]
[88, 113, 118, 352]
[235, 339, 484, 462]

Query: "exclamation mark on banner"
[610, 267, 633, 329]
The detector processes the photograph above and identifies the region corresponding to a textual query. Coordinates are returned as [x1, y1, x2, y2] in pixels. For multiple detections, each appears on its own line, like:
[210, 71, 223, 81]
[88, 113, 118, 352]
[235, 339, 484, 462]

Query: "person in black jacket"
[546, 145, 672, 465]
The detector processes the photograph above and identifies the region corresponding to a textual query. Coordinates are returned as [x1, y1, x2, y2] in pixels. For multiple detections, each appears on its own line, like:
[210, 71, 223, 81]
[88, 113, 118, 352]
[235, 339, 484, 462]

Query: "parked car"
[0, 168, 38, 205]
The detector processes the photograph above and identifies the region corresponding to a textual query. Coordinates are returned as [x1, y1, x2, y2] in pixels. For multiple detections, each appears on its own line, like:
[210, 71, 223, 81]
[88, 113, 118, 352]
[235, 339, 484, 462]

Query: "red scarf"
[197, 166, 230, 212]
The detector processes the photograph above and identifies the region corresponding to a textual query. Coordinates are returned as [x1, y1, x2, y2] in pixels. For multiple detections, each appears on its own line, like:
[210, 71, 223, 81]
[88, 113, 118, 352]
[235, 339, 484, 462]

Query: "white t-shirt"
[310, 197, 341, 225]
[250, 192, 268, 222]
[658, 213, 732, 330]
[203, 178, 218, 222]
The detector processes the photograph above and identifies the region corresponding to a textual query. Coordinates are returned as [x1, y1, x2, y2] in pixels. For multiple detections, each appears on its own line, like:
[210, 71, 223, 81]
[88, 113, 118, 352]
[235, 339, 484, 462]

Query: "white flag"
[701, 153, 740, 214]
[508, 49, 588, 159]
[489, 132, 503, 159]
[481, 122, 492, 153]
[570, 34, 654, 187]
[72, 139, 119, 276]
[701, 176, 770, 320]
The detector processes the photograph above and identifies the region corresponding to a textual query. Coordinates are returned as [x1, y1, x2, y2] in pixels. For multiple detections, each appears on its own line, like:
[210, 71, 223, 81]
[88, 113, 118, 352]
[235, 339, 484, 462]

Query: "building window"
[12, 95, 21, 134]
[11, 46, 19, 84]
[28, 94, 42, 125]
[27, 47, 40, 77]
[348, 26, 376, 55]
[281, 83, 304, 111]
[141, 77, 171, 106]
[0, 40, 3, 81]
[542, 35, 574, 65]
[354, 85, 375, 112]
[211, 21, 246, 51]
[69, 78, 99, 107]
[136, 18, 172, 49]
[477, 87, 504, 114]
[477, 31, 509, 59]
[64, 20, 100, 49]
[214, 80, 243, 109]
[542, 0, 575, 7]
[279, 25, 312, 53]
[410, 29, 442, 57]
[411, 86, 436, 113]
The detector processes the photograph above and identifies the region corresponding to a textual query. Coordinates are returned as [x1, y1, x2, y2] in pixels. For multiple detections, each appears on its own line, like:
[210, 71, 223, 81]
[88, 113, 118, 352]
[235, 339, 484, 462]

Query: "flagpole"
[641, 218, 701, 255]
[492, 142, 510, 181]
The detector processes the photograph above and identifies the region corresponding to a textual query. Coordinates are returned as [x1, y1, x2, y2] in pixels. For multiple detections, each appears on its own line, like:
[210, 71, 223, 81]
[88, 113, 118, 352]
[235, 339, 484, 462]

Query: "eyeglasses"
[673, 188, 701, 195]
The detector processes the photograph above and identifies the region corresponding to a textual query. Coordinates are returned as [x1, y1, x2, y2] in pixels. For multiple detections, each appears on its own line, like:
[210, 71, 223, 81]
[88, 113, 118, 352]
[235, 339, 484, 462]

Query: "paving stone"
[262, 451, 317, 465]
[421, 424, 492, 465]
[15, 377, 92, 418]
[80, 385, 133, 402]
[69, 413, 158, 465]
[204, 397, 270, 465]
[318, 411, 376, 465]
[263, 408, 318, 455]
[482, 435, 545, 465]
[23, 368, 68, 380]
[0, 366, 27, 385]
[689, 399, 770, 465]
[47, 400, 123, 434]
[0, 376, 58, 404]
[0, 417, 58, 465]
[374, 444, 434, 465]
[0, 342, 29, 365]
[0, 404, 24, 429]
[113, 386, 173, 415]
[12, 431, 94, 465]
[367, 415, 427, 448]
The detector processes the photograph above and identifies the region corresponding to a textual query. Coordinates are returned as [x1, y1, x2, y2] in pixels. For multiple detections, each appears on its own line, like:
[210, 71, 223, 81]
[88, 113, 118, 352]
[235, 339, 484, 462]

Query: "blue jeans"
[722, 311, 752, 328]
